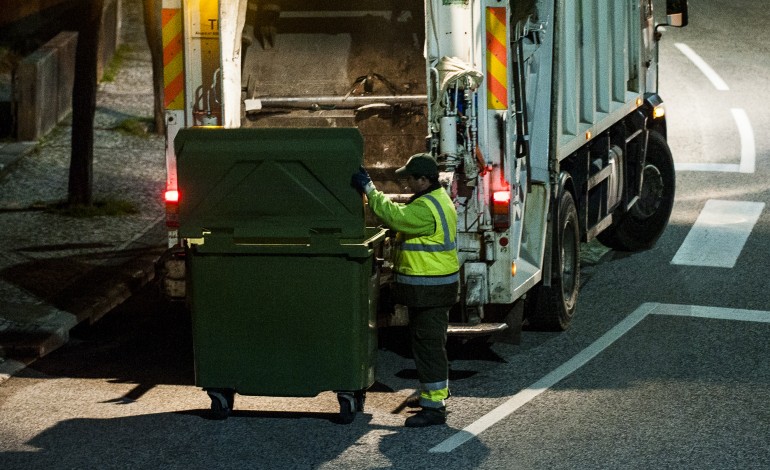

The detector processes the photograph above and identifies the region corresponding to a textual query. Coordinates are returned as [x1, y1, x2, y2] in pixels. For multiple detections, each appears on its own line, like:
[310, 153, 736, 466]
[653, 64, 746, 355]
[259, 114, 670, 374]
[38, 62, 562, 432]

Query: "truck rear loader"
[160, 0, 688, 337]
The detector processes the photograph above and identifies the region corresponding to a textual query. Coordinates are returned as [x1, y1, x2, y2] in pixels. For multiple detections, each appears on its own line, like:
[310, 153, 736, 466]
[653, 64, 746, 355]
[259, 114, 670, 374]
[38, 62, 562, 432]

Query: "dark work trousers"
[395, 281, 459, 398]
[408, 304, 450, 386]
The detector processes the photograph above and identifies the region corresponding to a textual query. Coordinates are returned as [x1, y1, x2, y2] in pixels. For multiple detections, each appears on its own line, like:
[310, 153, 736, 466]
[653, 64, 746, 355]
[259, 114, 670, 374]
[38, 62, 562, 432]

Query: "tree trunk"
[68, 0, 105, 206]
[143, 0, 165, 135]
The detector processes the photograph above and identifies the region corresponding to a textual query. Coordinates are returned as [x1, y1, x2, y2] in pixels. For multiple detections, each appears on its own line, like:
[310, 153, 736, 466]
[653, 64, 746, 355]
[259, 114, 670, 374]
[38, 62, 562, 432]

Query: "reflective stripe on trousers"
[420, 380, 449, 408]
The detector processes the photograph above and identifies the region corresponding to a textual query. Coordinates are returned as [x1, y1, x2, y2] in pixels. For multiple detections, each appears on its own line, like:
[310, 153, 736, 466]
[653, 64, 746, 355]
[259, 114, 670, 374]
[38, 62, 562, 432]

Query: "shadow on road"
[26, 280, 195, 399]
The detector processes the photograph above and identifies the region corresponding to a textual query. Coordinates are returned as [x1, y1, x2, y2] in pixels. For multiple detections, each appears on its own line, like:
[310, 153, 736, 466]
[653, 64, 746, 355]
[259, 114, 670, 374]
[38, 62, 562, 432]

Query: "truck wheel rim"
[634, 164, 663, 219]
[561, 219, 578, 304]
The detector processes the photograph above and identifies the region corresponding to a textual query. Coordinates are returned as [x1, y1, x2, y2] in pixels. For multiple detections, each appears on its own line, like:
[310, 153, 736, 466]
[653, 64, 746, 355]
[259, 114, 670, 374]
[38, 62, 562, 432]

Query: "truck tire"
[526, 190, 580, 331]
[597, 130, 675, 252]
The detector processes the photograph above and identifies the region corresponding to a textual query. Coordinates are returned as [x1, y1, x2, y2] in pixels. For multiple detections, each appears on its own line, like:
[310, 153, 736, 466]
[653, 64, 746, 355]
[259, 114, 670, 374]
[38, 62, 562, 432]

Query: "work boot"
[404, 407, 447, 427]
[405, 391, 421, 408]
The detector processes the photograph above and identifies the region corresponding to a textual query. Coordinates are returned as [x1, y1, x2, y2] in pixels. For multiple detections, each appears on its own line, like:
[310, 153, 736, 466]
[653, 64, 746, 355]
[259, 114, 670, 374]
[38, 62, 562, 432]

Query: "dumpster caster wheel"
[207, 389, 235, 420]
[354, 390, 366, 412]
[336, 392, 364, 424]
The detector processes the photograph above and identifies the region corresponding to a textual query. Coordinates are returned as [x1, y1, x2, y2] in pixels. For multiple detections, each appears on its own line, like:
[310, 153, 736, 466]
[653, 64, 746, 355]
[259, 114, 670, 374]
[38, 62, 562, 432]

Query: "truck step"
[446, 322, 508, 337]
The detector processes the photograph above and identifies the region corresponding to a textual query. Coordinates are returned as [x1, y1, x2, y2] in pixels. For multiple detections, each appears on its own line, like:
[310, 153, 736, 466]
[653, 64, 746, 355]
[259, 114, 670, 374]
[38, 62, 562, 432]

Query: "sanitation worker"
[352, 153, 459, 427]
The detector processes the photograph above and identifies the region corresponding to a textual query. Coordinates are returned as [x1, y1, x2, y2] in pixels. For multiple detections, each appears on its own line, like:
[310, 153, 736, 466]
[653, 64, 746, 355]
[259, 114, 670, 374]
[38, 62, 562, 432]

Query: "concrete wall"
[12, 0, 121, 141]
[15, 46, 60, 141]
[41, 31, 78, 124]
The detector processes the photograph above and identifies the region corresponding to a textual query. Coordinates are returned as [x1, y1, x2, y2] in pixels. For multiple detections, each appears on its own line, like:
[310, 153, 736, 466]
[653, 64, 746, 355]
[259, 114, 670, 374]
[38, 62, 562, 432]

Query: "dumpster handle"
[358, 228, 388, 246]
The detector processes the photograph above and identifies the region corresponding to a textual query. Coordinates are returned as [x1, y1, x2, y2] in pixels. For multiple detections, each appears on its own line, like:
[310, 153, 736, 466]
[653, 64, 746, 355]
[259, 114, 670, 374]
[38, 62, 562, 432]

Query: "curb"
[0, 358, 27, 385]
[0, 246, 165, 371]
[0, 142, 37, 181]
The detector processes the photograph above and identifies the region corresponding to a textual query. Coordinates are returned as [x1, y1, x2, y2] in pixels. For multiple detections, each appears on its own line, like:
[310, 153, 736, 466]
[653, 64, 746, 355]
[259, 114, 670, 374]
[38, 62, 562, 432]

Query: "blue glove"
[351, 166, 375, 195]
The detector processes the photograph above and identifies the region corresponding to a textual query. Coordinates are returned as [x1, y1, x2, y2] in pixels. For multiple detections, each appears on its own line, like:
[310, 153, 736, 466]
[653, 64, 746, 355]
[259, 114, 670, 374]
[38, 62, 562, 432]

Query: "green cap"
[395, 153, 438, 178]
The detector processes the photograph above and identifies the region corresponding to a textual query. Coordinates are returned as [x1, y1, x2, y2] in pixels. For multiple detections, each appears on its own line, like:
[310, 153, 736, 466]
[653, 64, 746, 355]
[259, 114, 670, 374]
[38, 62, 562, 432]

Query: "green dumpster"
[175, 127, 385, 422]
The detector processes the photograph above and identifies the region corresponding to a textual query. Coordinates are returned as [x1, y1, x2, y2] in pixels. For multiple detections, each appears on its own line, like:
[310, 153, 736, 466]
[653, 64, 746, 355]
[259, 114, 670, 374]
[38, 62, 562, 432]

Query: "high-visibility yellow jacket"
[367, 186, 459, 286]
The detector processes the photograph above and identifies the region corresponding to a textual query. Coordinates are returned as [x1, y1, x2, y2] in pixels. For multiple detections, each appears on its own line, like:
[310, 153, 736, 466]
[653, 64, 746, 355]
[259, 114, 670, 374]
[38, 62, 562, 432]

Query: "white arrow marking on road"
[672, 45, 756, 174]
[734, 108, 756, 173]
[675, 43, 729, 91]
[671, 199, 764, 268]
[674, 108, 755, 174]
[429, 303, 770, 453]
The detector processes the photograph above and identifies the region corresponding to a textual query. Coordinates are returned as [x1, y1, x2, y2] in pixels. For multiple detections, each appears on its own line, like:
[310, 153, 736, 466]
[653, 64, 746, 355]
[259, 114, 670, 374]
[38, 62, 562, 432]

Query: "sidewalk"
[0, 0, 167, 381]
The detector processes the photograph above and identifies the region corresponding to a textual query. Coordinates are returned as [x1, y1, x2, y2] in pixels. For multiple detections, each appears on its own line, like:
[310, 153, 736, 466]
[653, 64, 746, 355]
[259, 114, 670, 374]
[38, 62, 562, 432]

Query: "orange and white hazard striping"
[162, 7, 185, 110]
[486, 7, 508, 110]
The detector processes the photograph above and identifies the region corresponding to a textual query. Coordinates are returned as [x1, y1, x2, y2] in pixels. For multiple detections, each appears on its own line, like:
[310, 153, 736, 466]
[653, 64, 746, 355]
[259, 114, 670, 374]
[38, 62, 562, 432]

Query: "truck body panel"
[555, 0, 645, 160]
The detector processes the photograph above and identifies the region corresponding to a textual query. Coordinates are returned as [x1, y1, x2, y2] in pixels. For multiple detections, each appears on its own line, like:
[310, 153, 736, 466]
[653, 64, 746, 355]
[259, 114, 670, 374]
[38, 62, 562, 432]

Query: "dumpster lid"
[176, 127, 365, 239]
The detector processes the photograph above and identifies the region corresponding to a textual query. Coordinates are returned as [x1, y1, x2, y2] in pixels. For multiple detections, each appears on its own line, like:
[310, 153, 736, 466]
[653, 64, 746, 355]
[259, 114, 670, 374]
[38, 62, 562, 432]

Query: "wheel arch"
[555, 170, 578, 232]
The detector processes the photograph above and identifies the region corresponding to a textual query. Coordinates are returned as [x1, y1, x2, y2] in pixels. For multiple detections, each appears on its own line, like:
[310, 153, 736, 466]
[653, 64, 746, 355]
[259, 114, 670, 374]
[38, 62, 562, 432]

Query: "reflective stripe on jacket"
[394, 188, 459, 285]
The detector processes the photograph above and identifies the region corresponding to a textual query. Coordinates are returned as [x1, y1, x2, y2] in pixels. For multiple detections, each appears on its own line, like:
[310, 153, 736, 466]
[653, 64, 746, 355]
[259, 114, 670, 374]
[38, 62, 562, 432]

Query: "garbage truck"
[160, 0, 689, 336]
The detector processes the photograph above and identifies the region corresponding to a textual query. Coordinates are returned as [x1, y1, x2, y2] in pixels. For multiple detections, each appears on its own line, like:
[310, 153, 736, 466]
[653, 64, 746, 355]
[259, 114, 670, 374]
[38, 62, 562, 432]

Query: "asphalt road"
[2, 2, 770, 468]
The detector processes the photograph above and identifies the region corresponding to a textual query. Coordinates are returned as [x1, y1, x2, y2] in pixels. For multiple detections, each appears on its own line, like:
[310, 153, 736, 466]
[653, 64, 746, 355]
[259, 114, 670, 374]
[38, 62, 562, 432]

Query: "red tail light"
[165, 190, 179, 203]
[165, 189, 180, 228]
[492, 190, 511, 230]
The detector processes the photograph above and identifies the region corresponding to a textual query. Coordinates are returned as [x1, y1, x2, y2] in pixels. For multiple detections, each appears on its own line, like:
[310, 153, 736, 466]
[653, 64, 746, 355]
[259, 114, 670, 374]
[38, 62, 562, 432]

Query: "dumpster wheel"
[207, 388, 235, 420]
[336, 390, 366, 424]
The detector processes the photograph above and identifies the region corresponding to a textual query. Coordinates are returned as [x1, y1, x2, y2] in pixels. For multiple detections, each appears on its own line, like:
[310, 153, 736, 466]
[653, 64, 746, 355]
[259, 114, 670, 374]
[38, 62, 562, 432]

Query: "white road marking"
[675, 43, 730, 91]
[675, 163, 741, 172]
[430, 303, 770, 453]
[430, 304, 657, 453]
[671, 199, 764, 268]
[674, 108, 755, 174]
[655, 303, 770, 324]
[733, 108, 756, 173]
